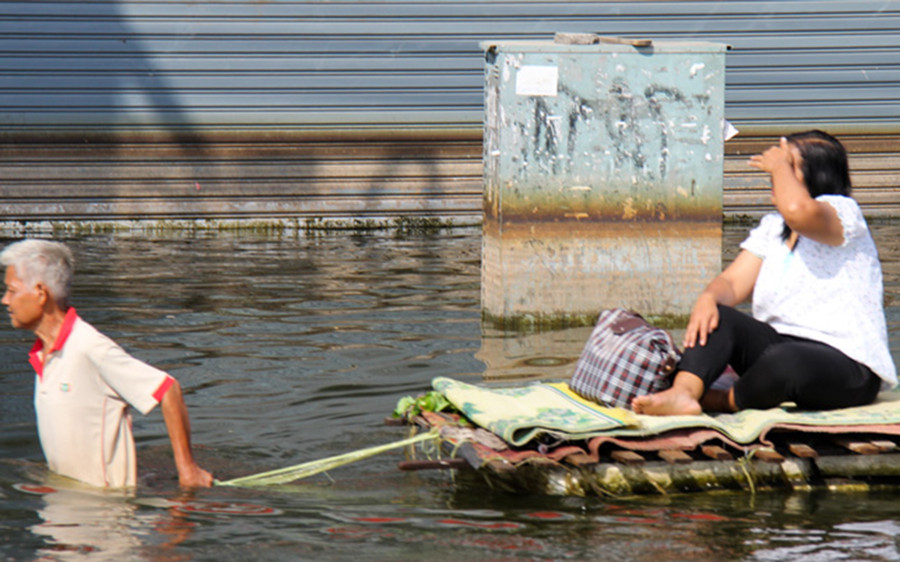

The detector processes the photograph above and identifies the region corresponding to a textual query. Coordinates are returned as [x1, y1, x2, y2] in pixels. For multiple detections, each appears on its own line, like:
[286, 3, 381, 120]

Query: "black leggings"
[678, 305, 881, 410]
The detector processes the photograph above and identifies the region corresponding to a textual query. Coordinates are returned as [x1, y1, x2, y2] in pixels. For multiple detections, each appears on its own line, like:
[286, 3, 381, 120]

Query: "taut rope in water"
[215, 429, 439, 487]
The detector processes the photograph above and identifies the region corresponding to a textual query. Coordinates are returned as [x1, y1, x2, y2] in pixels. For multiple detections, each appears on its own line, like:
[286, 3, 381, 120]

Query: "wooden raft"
[390, 411, 900, 497]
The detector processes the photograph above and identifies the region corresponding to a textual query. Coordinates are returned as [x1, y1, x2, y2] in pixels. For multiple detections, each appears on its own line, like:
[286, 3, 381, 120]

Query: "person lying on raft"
[632, 130, 897, 416]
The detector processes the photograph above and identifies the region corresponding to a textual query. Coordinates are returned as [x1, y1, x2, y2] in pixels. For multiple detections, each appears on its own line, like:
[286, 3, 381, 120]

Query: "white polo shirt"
[29, 308, 173, 488]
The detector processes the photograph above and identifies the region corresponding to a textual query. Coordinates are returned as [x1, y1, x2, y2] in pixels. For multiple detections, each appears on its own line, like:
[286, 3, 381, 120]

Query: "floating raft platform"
[394, 411, 900, 497]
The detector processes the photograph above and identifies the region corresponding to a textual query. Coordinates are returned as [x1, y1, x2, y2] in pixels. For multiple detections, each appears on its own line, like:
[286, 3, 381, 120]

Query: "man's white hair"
[1, 239, 75, 309]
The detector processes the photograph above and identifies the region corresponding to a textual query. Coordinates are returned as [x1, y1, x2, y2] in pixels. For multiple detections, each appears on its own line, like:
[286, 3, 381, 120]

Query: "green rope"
[216, 429, 440, 487]
[737, 449, 758, 496]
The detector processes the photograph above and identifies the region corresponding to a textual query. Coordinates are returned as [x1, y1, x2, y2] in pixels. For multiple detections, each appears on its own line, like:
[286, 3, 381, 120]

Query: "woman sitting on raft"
[632, 130, 897, 416]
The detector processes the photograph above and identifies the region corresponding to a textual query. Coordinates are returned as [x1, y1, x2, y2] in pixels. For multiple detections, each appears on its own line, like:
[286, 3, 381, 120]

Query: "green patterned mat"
[432, 376, 900, 447]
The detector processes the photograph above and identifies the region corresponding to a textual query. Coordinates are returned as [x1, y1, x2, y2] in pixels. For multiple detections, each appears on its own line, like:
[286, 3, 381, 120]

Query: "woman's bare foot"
[632, 387, 703, 416]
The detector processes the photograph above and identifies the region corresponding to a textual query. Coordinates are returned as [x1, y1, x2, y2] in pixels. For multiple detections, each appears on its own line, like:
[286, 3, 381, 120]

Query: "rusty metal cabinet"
[481, 37, 729, 328]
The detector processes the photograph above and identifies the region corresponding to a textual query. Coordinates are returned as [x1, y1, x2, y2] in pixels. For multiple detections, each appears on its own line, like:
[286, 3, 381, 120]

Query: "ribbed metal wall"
[1, 1, 899, 223]
[4, 0, 900, 133]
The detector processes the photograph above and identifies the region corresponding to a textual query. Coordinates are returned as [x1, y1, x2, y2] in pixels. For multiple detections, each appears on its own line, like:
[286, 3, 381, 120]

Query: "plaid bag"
[569, 308, 681, 408]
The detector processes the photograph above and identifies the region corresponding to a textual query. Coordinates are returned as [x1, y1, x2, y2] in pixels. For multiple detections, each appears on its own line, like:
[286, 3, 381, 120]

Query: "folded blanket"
[431, 377, 637, 446]
[432, 376, 900, 447]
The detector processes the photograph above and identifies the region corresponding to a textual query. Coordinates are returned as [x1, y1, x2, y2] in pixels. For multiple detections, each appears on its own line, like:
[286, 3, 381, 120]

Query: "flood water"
[1, 222, 900, 561]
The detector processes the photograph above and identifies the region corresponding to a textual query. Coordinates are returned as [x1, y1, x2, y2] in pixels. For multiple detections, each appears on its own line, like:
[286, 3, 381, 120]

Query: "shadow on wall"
[0, 0, 485, 225]
[0, 1, 206, 223]
[0, 2, 193, 135]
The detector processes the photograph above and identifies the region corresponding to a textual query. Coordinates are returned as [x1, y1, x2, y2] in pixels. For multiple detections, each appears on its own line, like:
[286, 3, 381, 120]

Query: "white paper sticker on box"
[516, 66, 558, 97]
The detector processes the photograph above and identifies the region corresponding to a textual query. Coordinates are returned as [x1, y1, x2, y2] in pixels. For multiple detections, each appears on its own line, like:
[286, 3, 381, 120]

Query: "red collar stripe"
[52, 308, 78, 353]
[29, 308, 79, 379]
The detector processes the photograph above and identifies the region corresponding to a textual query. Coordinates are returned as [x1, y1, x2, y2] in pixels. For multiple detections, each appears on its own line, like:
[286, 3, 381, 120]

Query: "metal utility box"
[481, 36, 729, 329]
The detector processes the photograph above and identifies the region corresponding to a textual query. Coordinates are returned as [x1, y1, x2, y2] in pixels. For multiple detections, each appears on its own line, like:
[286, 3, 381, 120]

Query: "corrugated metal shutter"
[725, 135, 900, 219]
[1, 1, 899, 223]
[4, 0, 900, 134]
[0, 133, 484, 224]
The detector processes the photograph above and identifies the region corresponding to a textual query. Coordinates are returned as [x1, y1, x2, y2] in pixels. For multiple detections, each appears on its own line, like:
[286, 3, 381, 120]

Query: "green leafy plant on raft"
[393, 391, 455, 419]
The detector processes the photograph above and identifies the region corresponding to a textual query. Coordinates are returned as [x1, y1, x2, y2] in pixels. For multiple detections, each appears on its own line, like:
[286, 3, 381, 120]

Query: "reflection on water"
[1, 223, 899, 560]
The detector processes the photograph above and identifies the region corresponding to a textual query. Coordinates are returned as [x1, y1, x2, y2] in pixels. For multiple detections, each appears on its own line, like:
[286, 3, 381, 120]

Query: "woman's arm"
[749, 137, 844, 246]
[683, 250, 762, 348]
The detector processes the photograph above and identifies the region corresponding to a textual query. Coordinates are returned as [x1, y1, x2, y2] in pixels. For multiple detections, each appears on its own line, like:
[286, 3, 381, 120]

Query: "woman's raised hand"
[748, 137, 796, 174]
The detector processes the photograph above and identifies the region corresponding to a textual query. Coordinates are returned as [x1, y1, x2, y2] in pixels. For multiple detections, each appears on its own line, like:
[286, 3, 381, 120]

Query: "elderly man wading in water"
[1, 239, 213, 489]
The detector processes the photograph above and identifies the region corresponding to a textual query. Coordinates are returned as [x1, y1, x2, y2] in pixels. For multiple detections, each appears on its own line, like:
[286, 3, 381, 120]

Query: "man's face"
[2, 266, 45, 330]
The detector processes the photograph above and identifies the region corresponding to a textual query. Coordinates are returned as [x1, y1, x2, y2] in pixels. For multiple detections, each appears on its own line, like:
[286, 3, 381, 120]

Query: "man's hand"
[177, 462, 214, 488]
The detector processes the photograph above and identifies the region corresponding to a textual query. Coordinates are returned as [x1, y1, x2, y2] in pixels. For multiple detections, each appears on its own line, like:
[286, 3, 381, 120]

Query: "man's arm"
[160, 378, 214, 487]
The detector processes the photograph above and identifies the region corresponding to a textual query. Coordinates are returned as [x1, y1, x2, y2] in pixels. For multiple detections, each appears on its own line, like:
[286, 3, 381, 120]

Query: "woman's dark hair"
[781, 130, 852, 241]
